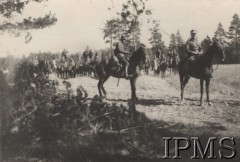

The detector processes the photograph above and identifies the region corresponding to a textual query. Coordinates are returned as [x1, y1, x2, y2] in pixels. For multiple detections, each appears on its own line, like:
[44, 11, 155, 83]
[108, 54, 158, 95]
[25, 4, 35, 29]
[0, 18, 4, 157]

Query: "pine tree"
[228, 14, 240, 47]
[201, 36, 212, 54]
[215, 23, 227, 44]
[169, 33, 177, 52]
[149, 20, 164, 49]
[103, 19, 123, 50]
[175, 29, 185, 59]
[148, 20, 166, 59]
[176, 29, 184, 46]
[227, 14, 240, 63]
[119, 0, 151, 49]
[0, 0, 57, 43]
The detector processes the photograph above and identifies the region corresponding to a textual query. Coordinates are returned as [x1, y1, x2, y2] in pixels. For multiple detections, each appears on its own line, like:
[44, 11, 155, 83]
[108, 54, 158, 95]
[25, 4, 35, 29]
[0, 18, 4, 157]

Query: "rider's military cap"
[190, 30, 197, 34]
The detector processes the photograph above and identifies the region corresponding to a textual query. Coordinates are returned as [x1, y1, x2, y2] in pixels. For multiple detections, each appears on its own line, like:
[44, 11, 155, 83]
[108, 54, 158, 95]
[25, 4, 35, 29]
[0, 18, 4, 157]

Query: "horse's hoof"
[99, 96, 105, 100]
[180, 98, 185, 103]
[131, 98, 138, 103]
[199, 102, 204, 107]
[208, 102, 213, 106]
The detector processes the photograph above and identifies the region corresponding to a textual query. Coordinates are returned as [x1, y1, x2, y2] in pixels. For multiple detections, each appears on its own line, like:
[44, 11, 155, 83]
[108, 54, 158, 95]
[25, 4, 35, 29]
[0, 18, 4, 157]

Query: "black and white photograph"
[0, 0, 240, 161]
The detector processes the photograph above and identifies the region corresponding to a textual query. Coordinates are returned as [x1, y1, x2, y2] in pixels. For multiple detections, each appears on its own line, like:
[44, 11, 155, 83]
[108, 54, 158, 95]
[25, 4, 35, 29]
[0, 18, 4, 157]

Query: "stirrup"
[125, 74, 133, 80]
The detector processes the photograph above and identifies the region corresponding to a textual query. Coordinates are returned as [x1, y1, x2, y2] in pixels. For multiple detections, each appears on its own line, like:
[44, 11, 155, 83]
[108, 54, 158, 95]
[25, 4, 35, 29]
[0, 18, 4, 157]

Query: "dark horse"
[178, 39, 225, 106]
[96, 44, 147, 102]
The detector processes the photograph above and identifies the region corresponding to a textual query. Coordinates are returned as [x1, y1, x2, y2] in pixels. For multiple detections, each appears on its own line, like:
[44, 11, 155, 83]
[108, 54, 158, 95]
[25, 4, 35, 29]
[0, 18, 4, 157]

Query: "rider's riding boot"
[124, 64, 131, 79]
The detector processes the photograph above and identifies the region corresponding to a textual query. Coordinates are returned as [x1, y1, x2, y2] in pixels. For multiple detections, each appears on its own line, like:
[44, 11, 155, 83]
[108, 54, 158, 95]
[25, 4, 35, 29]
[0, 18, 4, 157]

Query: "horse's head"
[129, 44, 146, 64]
[211, 38, 225, 61]
[129, 44, 147, 66]
[138, 43, 147, 62]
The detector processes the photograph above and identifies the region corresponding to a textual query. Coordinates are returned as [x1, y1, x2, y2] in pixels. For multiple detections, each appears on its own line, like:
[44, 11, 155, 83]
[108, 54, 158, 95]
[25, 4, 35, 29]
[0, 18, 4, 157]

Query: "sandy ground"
[50, 73, 240, 139]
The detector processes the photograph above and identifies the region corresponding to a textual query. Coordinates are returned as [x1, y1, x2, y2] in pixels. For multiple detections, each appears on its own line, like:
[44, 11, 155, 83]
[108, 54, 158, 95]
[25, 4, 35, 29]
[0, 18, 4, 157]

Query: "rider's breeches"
[118, 56, 129, 67]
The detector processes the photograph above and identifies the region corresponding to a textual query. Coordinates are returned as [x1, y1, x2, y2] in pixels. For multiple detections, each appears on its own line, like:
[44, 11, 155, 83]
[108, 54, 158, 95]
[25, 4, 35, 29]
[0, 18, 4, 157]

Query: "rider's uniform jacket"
[114, 41, 129, 58]
[33, 59, 38, 66]
[156, 49, 161, 58]
[186, 39, 202, 59]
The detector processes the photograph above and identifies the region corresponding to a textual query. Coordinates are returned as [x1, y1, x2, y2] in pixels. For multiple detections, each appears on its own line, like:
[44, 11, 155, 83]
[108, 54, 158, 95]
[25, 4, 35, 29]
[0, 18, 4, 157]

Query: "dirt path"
[50, 74, 240, 139]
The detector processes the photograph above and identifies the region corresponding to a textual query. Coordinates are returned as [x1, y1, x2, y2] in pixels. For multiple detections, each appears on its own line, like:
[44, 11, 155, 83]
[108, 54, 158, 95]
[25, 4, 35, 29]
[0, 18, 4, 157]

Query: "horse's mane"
[197, 41, 220, 65]
[129, 45, 145, 63]
[203, 41, 220, 57]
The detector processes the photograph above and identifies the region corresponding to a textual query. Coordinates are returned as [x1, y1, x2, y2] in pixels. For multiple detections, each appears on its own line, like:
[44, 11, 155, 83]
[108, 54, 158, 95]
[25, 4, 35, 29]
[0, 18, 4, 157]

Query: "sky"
[0, 0, 240, 57]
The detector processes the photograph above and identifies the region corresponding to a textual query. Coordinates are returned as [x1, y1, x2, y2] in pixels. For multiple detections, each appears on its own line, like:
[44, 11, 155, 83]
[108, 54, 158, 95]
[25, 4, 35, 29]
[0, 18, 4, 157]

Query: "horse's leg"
[130, 78, 138, 102]
[206, 78, 212, 106]
[180, 74, 184, 101]
[56, 70, 58, 77]
[60, 70, 61, 78]
[183, 76, 190, 87]
[180, 75, 189, 101]
[101, 75, 110, 96]
[200, 79, 204, 106]
[98, 78, 103, 97]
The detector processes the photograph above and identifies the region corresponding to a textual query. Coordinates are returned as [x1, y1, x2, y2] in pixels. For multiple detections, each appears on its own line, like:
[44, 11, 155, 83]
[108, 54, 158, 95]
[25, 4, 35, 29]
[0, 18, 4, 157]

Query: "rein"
[213, 58, 219, 71]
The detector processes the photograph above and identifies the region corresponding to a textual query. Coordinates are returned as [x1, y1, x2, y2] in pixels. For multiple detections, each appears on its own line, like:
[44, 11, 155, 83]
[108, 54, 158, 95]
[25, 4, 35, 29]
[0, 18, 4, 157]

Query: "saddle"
[181, 54, 200, 65]
[108, 56, 123, 73]
[180, 55, 203, 76]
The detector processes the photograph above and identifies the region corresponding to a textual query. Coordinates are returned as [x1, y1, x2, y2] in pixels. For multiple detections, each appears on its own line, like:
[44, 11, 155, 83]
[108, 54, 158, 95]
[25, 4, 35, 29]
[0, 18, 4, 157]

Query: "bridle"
[212, 40, 224, 71]
[213, 59, 219, 70]
[213, 50, 225, 70]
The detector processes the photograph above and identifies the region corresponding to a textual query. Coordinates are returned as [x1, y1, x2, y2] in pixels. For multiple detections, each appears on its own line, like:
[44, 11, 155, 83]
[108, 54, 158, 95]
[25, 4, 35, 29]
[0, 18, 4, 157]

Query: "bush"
[2, 61, 156, 162]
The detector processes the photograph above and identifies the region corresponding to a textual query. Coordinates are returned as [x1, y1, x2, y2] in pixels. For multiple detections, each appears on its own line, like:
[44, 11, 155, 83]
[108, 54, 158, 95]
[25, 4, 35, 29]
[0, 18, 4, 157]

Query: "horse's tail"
[117, 78, 120, 87]
[92, 64, 98, 78]
[94, 63, 103, 79]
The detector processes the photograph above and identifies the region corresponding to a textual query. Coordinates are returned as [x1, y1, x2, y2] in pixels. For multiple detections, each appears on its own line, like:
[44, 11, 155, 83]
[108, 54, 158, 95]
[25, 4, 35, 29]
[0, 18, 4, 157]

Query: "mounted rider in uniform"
[83, 47, 90, 62]
[114, 36, 131, 79]
[155, 48, 161, 59]
[185, 30, 203, 63]
[61, 49, 68, 61]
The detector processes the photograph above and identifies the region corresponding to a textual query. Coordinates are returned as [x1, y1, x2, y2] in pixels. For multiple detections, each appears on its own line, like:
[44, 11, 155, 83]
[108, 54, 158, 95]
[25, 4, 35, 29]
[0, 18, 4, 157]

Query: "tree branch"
[0, 13, 57, 32]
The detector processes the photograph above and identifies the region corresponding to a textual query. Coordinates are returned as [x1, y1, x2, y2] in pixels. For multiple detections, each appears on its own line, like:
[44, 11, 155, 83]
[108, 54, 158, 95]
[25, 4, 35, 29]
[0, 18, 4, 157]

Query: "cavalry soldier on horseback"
[185, 30, 213, 78]
[88, 50, 93, 60]
[186, 30, 203, 62]
[114, 36, 131, 79]
[61, 49, 68, 61]
[33, 56, 39, 66]
[155, 48, 161, 59]
[32, 56, 39, 72]
[83, 47, 89, 62]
